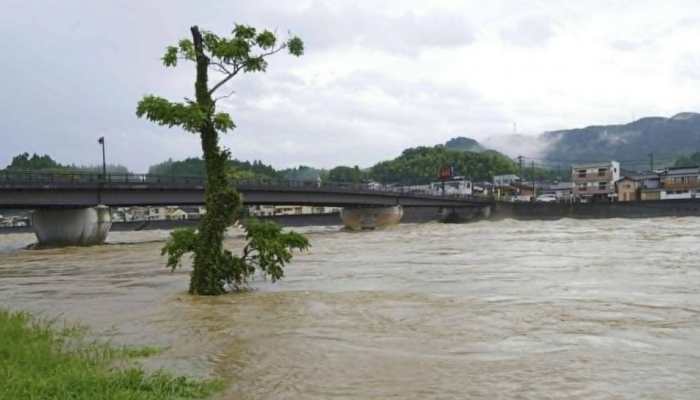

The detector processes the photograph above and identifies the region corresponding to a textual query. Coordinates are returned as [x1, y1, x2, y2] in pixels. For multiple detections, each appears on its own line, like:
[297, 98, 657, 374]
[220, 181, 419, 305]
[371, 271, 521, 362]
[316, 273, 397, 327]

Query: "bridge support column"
[340, 205, 403, 230]
[32, 205, 112, 247]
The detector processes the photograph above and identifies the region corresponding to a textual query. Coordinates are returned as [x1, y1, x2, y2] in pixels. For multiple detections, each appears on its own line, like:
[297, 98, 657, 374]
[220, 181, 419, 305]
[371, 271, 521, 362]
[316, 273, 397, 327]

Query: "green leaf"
[177, 39, 195, 61]
[287, 37, 304, 56]
[213, 112, 235, 132]
[136, 95, 208, 133]
[161, 228, 198, 271]
[255, 30, 276, 49]
[233, 24, 256, 40]
[162, 46, 178, 67]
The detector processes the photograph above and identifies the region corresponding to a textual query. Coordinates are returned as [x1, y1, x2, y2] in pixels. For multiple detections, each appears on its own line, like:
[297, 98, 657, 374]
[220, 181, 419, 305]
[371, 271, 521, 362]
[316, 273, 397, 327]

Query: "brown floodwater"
[1, 218, 700, 399]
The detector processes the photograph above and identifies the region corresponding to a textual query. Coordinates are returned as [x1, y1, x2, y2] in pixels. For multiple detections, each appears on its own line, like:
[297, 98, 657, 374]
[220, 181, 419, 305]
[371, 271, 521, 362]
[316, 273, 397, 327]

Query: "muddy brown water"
[1, 219, 700, 399]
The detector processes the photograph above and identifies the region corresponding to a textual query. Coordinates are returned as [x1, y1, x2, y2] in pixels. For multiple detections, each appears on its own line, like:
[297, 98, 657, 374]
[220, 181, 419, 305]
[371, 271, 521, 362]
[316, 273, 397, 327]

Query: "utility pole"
[649, 152, 654, 172]
[98, 136, 106, 180]
[517, 155, 524, 195]
[518, 155, 524, 180]
[531, 160, 536, 200]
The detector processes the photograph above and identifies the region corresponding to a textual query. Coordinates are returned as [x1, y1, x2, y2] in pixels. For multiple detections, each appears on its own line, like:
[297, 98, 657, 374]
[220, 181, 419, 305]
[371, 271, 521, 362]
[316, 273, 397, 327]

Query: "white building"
[430, 176, 473, 196]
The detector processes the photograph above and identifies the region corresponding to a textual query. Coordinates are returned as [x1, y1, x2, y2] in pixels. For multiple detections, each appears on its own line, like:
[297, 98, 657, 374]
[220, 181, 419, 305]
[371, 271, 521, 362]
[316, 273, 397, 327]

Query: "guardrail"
[0, 170, 490, 202]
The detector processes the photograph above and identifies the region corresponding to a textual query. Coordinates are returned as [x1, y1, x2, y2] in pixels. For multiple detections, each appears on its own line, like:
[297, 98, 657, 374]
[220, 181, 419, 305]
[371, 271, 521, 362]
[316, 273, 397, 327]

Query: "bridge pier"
[340, 205, 403, 230]
[32, 205, 112, 247]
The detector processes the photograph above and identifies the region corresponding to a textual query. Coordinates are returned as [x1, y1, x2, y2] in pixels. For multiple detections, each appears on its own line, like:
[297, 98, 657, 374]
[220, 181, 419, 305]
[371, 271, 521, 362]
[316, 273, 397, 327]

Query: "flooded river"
[1, 218, 700, 399]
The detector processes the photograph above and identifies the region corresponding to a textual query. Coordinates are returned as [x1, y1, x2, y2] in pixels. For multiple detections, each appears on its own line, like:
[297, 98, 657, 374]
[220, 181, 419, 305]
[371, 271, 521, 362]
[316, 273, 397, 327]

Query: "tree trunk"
[189, 25, 240, 295]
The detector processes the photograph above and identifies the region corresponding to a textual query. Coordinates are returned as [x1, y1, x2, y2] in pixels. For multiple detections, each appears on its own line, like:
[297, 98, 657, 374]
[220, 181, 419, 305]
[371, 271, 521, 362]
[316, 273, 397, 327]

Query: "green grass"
[0, 309, 223, 400]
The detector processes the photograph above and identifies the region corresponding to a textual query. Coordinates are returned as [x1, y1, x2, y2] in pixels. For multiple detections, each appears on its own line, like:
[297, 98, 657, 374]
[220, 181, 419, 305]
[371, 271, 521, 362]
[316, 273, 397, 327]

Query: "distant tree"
[328, 165, 366, 183]
[148, 157, 279, 181]
[674, 152, 700, 168]
[278, 165, 325, 182]
[137, 24, 308, 295]
[4, 153, 131, 175]
[6, 153, 64, 171]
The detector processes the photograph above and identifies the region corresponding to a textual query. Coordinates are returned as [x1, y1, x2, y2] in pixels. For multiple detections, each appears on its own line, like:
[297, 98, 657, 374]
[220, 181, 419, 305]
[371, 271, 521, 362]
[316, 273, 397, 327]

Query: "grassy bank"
[0, 309, 222, 399]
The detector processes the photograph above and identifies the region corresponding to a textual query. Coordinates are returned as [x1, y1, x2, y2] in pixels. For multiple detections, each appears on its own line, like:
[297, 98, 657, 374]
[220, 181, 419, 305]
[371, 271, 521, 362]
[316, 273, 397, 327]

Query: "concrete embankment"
[493, 199, 700, 220]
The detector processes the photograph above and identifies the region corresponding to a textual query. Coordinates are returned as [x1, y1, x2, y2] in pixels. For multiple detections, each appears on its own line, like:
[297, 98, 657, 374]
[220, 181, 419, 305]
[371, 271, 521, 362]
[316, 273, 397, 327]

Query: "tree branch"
[209, 61, 232, 75]
[207, 43, 288, 96]
[213, 88, 236, 102]
[208, 65, 243, 96]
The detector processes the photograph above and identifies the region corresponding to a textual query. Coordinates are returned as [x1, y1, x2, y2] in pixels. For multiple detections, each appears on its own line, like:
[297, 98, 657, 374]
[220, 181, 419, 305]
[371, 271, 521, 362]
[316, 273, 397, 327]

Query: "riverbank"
[493, 198, 700, 219]
[0, 308, 222, 399]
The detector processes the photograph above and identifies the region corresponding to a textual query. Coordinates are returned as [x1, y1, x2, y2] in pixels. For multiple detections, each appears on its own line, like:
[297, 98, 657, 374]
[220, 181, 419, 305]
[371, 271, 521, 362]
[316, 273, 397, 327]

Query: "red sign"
[438, 165, 453, 180]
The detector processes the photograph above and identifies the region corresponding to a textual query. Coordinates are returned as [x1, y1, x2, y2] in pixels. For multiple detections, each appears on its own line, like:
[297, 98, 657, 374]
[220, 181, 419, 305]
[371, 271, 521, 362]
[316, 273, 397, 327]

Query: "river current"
[1, 218, 699, 399]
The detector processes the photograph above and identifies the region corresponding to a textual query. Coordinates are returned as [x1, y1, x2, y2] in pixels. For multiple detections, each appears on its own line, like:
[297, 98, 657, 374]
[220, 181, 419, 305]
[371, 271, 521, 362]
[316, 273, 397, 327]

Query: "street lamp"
[98, 136, 106, 180]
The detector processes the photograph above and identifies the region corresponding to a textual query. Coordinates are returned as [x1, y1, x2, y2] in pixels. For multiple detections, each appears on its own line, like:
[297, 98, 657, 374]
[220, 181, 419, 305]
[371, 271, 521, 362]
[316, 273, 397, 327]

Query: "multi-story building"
[571, 161, 620, 201]
[659, 167, 700, 199]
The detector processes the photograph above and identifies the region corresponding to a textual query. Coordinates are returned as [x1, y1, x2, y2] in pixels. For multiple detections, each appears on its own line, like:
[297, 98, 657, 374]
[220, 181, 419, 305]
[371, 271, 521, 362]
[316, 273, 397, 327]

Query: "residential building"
[511, 181, 535, 201]
[659, 167, 700, 199]
[167, 208, 188, 220]
[640, 188, 661, 201]
[429, 176, 472, 196]
[540, 182, 573, 201]
[493, 174, 519, 186]
[571, 161, 620, 201]
[247, 205, 340, 217]
[180, 206, 204, 220]
[615, 176, 640, 202]
[635, 172, 662, 201]
[129, 207, 148, 221]
[148, 206, 169, 221]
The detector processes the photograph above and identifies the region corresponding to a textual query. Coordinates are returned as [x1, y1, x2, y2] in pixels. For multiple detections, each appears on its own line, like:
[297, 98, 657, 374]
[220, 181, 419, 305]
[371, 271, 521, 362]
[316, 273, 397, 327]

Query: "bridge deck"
[0, 171, 492, 209]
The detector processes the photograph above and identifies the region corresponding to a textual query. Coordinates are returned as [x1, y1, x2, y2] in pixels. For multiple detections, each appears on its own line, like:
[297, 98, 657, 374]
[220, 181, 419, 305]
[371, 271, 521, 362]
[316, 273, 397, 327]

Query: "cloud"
[283, 2, 476, 56]
[675, 53, 700, 81]
[500, 16, 555, 47]
[2, 0, 700, 173]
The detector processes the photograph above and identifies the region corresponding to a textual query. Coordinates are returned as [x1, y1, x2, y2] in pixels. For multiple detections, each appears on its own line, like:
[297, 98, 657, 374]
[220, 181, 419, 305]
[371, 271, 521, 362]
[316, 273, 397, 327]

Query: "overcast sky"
[2, 0, 700, 171]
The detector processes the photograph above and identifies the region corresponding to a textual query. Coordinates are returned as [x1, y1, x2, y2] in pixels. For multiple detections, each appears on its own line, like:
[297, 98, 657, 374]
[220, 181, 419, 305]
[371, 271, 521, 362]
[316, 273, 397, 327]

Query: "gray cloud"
[2, 0, 700, 173]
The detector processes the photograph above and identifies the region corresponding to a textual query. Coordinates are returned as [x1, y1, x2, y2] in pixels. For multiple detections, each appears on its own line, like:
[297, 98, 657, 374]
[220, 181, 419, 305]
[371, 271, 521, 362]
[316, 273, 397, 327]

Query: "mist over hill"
[469, 113, 700, 170]
[541, 112, 700, 168]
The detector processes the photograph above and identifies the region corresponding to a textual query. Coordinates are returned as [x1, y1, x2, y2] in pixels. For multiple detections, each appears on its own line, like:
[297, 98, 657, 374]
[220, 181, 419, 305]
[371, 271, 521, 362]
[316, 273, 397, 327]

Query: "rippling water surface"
[1, 218, 700, 399]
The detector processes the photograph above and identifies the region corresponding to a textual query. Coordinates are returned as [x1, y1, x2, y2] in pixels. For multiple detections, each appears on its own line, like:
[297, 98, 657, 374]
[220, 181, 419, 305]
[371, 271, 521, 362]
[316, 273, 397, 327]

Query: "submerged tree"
[137, 24, 308, 295]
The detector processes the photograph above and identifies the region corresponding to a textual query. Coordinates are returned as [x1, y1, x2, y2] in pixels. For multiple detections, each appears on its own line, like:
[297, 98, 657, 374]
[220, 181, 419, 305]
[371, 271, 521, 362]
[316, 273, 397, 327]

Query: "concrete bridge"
[0, 171, 492, 245]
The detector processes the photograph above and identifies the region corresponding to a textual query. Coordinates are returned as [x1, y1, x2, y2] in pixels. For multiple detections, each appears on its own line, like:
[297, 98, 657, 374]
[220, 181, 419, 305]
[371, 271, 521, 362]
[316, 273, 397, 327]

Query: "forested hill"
[369, 146, 517, 184]
[542, 112, 700, 166]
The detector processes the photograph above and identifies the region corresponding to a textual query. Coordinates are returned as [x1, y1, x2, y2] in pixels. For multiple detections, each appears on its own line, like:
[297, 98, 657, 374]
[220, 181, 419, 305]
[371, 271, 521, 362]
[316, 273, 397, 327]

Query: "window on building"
[578, 170, 587, 178]
[578, 183, 587, 191]
[598, 168, 606, 177]
[598, 182, 607, 190]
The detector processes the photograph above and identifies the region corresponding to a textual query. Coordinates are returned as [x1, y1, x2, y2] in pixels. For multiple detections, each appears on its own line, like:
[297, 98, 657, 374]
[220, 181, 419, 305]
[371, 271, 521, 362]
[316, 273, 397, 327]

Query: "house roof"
[631, 173, 660, 180]
[543, 182, 573, 190]
[663, 167, 699, 176]
[493, 174, 519, 179]
[571, 161, 618, 169]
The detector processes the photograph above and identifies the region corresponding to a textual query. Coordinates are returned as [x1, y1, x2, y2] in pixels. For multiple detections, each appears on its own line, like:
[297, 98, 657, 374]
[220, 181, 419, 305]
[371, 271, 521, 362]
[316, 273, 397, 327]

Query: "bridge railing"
[0, 170, 487, 201]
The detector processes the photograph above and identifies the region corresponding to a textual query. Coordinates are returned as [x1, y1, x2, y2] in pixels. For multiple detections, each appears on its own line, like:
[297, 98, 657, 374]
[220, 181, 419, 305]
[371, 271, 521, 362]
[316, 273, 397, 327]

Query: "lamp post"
[98, 136, 106, 180]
